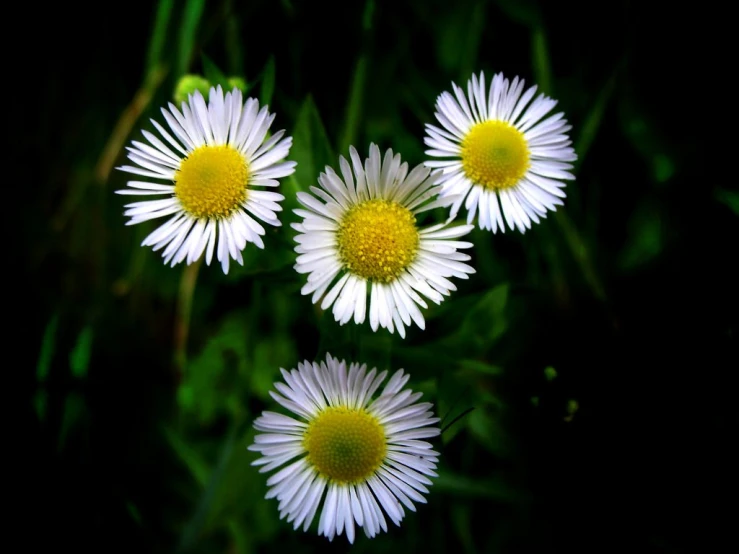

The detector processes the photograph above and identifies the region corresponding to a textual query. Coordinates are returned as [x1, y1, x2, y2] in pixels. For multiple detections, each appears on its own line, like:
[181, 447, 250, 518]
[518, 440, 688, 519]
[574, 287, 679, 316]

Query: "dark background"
[16, 0, 736, 552]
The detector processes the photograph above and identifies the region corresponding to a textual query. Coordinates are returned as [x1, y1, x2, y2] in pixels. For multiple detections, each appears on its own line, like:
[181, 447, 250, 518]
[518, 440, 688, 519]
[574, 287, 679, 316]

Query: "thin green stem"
[177, 0, 206, 79]
[94, 66, 168, 187]
[173, 257, 203, 378]
[145, 0, 175, 78]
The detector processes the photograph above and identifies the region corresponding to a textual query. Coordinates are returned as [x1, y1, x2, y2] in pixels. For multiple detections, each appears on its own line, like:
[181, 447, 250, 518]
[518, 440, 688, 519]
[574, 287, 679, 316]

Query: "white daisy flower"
[292, 143, 475, 338]
[116, 86, 296, 273]
[249, 353, 440, 543]
[424, 71, 577, 233]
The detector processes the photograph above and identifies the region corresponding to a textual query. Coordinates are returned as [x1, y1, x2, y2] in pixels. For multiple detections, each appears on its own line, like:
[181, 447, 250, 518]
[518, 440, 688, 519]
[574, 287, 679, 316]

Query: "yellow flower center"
[337, 199, 419, 282]
[461, 120, 530, 190]
[303, 406, 387, 484]
[174, 145, 249, 218]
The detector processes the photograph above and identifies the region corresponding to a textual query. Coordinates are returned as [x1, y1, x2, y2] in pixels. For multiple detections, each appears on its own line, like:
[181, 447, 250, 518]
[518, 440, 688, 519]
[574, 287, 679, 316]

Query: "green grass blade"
[259, 56, 276, 107]
[145, 0, 175, 77]
[177, 0, 206, 78]
[339, 56, 367, 155]
[36, 312, 59, 382]
[575, 72, 617, 168]
[69, 326, 93, 379]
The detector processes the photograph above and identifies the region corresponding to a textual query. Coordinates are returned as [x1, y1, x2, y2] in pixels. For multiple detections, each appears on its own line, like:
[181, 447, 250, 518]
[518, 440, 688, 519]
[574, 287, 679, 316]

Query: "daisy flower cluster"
[115, 69, 575, 543]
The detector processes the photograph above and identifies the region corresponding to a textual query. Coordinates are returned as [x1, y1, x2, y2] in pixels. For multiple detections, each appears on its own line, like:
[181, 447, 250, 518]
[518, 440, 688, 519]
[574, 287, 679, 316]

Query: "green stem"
[173, 257, 203, 378]
[177, 0, 206, 79]
[145, 0, 175, 78]
[93, 65, 168, 187]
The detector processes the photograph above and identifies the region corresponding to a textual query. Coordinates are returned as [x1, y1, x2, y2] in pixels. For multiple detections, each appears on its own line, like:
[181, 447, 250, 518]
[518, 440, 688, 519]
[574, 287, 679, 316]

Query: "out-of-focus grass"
[25, 1, 737, 553]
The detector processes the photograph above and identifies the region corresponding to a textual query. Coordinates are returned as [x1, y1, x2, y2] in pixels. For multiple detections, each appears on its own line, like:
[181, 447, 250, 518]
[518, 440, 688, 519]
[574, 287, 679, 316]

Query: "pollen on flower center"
[303, 406, 386, 483]
[337, 199, 419, 282]
[174, 145, 249, 218]
[461, 120, 530, 190]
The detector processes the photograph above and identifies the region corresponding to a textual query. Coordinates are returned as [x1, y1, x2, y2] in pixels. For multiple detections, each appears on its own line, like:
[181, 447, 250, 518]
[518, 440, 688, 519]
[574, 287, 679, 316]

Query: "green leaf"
[250, 335, 297, 400]
[203, 431, 280, 540]
[201, 53, 232, 90]
[259, 56, 276, 107]
[69, 326, 93, 379]
[36, 312, 59, 382]
[180, 313, 249, 425]
[443, 283, 509, 350]
[716, 188, 739, 216]
[458, 359, 504, 376]
[466, 405, 509, 456]
[440, 407, 475, 445]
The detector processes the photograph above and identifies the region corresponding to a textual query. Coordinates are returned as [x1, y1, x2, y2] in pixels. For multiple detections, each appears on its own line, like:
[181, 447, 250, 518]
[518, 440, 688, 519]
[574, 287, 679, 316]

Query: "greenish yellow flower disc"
[304, 406, 387, 483]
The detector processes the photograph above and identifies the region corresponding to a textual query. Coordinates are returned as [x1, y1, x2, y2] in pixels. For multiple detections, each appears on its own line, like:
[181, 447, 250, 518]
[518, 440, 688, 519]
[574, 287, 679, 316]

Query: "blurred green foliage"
[23, 0, 736, 553]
